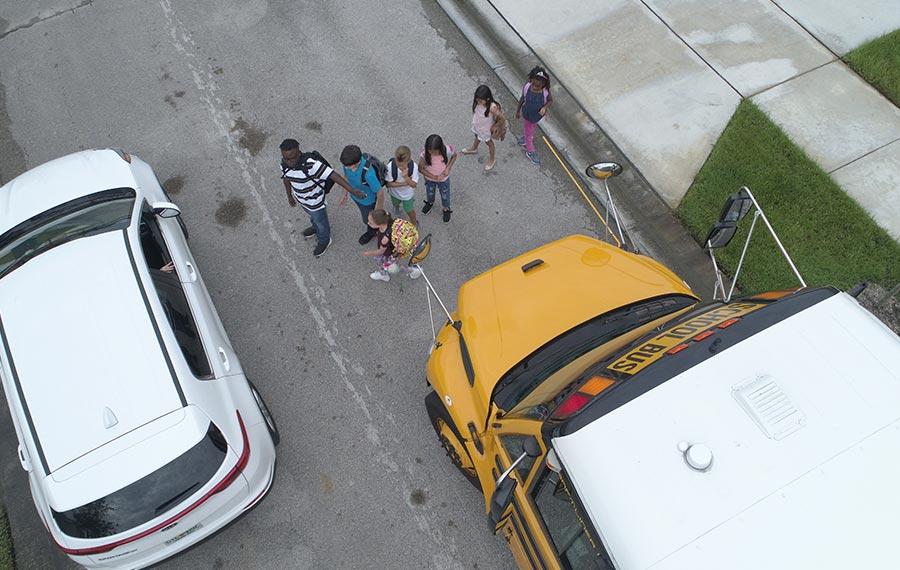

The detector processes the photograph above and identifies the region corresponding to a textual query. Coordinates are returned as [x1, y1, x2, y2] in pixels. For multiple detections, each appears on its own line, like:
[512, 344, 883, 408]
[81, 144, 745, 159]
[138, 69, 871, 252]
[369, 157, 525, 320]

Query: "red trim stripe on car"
[53, 410, 250, 556]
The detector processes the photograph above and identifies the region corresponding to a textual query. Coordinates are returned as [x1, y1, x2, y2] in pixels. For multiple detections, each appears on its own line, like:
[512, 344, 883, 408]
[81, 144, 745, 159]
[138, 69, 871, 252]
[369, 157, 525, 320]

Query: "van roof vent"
[732, 375, 805, 440]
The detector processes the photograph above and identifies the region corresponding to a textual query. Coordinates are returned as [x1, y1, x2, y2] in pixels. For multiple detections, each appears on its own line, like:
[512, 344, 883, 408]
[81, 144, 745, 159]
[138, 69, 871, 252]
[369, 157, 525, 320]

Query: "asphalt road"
[0, 1, 610, 569]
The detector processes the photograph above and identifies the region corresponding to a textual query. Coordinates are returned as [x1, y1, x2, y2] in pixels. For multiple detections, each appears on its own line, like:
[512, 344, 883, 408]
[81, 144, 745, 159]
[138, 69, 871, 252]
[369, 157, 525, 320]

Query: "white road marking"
[159, 2, 466, 567]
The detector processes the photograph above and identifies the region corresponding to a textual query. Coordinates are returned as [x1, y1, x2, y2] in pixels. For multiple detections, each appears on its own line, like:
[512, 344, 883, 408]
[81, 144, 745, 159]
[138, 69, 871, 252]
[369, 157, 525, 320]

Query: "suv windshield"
[0, 188, 135, 279]
[51, 422, 228, 539]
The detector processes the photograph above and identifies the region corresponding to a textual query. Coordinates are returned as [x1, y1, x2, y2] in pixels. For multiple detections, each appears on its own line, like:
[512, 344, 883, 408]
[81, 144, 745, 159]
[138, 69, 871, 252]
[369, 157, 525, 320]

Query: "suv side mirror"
[151, 201, 182, 219]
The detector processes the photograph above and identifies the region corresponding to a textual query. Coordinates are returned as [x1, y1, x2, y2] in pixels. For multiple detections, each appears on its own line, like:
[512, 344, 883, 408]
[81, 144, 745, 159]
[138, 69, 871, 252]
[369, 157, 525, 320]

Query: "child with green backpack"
[385, 146, 420, 226]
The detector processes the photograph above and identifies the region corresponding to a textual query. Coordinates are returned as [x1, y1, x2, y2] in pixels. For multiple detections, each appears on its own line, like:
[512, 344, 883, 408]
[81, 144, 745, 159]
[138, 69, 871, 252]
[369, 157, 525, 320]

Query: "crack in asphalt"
[0, 0, 94, 41]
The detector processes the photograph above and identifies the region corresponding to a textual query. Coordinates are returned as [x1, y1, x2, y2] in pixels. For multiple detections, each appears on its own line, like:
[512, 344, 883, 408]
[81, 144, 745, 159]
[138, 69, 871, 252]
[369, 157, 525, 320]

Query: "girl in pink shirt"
[419, 134, 458, 223]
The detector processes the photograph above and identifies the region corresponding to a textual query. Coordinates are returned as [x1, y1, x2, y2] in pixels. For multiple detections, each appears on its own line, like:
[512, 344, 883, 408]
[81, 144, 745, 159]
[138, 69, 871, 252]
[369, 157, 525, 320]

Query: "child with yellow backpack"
[362, 209, 422, 282]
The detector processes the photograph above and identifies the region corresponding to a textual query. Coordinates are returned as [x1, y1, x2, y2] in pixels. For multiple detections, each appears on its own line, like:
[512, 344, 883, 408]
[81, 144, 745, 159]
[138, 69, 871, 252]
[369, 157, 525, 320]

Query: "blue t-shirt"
[343, 157, 382, 206]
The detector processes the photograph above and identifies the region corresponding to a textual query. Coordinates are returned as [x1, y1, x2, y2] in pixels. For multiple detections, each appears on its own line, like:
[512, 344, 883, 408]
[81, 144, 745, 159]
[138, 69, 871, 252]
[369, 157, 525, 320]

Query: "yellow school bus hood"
[457, 235, 696, 404]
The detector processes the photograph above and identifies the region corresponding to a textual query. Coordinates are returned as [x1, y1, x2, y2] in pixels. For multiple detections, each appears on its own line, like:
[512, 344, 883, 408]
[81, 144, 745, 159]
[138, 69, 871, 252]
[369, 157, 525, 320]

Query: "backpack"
[281, 150, 335, 194]
[360, 152, 387, 190]
[389, 218, 419, 258]
[489, 102, 508, 141]
[523, 81, 550, 105]
[387, 158, 415, 181]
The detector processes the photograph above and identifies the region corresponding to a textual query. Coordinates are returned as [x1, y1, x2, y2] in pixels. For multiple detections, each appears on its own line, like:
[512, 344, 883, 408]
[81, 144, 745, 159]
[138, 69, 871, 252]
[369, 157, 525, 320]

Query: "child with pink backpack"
[515, 66, 553, 165]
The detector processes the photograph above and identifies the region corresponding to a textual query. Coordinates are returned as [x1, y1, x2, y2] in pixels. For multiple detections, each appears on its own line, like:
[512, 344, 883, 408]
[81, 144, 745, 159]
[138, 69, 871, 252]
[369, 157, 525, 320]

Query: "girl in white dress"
[461, 84, 507, 171]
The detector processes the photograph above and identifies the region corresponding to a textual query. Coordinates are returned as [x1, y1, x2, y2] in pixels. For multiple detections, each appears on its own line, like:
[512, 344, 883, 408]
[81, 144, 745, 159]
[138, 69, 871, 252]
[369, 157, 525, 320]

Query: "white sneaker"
[409, 267, 422, 279]
[370, 270, 390, 282]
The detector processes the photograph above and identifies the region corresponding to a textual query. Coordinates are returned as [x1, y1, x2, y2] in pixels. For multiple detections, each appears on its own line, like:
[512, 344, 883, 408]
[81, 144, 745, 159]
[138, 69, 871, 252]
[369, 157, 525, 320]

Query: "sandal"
[484, 159, 495, 171]
[461, 147, 478, 154]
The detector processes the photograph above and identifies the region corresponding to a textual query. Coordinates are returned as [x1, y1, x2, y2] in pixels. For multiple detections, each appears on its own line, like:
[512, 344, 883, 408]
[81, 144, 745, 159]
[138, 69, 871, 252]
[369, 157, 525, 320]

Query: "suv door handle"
[17, 445, 31, 472]
[218, 347, 231, 372]
[184, 261, 198, 282]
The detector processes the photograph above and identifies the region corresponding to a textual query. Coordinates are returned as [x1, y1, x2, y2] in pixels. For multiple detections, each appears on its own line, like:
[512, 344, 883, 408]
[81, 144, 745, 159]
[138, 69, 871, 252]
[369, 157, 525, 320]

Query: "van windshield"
[51, 422, 228, 539]
[0, 188, 135, 279]
[491, 295, 697, 413]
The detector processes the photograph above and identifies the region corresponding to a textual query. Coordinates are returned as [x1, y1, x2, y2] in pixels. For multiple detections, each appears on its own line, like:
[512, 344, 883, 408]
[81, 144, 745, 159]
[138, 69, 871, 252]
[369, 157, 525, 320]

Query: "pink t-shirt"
[420, 145, 454, 179]
[472, 103, 497, 140]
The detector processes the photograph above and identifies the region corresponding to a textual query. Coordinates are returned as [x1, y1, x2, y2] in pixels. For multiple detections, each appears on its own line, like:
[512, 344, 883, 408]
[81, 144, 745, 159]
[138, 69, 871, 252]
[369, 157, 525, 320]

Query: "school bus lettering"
[610, 343, 668, 372]
[630, 343, 668, 359]
[611, 360, 638, 373]
[610, 302, 766, 375]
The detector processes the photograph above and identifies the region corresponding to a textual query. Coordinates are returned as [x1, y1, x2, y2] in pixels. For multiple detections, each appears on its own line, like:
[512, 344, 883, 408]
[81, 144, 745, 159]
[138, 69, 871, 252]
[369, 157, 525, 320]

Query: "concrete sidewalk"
[450, 0, 900, 242]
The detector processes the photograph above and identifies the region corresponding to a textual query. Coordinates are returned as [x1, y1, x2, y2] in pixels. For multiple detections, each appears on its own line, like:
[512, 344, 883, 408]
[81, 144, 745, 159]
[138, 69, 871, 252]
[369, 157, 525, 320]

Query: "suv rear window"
[51, 422, 228, 539]
[0, 188, 135, 279]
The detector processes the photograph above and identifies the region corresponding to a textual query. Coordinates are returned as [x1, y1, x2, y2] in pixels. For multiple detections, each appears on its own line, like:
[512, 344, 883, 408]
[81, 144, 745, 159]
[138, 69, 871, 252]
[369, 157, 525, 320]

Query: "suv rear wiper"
[154, 482, 200, 515]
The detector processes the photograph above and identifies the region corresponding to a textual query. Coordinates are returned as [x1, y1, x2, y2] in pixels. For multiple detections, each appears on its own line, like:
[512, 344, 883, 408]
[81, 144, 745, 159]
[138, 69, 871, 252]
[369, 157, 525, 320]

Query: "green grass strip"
[844, 29, 900, 108]
[678, 100, 900, 294]
[0, 507, 14, 570]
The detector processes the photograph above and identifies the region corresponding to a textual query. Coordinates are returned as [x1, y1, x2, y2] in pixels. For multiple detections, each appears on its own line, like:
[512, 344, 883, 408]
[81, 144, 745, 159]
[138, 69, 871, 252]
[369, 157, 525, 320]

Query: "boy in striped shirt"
[280, 139, 359, 257]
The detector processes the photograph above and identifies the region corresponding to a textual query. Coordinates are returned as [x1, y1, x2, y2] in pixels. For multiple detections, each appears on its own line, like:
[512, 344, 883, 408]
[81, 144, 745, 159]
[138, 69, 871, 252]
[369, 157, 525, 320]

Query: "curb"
[436, 0, 718, 294]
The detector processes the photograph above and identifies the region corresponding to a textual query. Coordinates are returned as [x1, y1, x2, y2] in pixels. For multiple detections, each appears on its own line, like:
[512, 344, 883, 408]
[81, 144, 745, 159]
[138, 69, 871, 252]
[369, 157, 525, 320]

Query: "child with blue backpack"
[339, 145, 385, 245]
[515, 66, 553, 165]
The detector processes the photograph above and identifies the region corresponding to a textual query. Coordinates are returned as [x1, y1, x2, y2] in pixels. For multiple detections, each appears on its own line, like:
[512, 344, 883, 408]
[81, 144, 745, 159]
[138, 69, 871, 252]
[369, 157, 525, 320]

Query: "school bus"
[423, 228, 900, 569]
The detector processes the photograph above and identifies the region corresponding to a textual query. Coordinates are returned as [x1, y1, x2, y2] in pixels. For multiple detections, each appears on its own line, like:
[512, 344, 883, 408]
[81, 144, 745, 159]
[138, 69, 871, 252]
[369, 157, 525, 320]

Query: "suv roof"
[0, 230, 185, 474]
[553, 291, 900, 570]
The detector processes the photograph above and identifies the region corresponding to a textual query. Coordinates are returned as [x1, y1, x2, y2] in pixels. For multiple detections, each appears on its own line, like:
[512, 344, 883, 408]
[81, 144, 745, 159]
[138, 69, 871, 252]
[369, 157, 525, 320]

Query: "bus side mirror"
[488, 436, 541, 526]
[523, 436, 542, 458]
[489, 476, 518, 525]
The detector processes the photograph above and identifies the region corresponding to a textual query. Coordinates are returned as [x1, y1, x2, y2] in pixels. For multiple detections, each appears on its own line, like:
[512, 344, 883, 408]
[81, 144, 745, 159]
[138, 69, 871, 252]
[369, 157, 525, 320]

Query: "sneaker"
[422, 201, 433, 215]
[409, 267, 422, 280]
[517, 136, 526, 147]
[442, 209, 452, 223]
[313, 238, 332, 258]
[525, 151, 541, 165]
[358, 230, 376, 245]
[301, 226, 317, 240]
[370, 270, 390, 282]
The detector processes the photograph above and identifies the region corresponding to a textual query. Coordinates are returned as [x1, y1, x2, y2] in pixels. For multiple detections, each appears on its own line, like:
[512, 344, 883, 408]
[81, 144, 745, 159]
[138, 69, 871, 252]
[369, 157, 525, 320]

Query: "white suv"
[0, 149, 278, 569]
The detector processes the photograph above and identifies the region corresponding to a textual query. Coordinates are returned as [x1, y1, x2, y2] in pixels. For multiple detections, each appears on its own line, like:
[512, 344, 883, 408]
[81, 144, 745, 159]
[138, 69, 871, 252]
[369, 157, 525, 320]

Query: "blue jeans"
[425, 179, 451, 209]
[354, 200, 376, 235]
[301, 204, 330, 245]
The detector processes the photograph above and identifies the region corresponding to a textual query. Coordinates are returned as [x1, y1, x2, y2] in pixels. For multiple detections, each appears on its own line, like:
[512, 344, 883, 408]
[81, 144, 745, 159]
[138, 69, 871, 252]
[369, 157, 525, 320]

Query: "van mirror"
[151, 201, 182, 219]
[718, 190, 753, 223]
[489, 476, 518, 525]
[524, 436, 542, 458]
[410, 233, 432, 265]
[585, 162, 622, 180]
[488, 435, 541, 526]
[704, 221, 738, 250]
